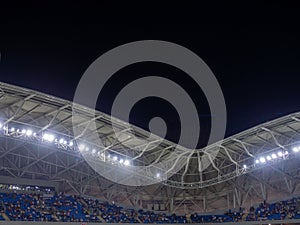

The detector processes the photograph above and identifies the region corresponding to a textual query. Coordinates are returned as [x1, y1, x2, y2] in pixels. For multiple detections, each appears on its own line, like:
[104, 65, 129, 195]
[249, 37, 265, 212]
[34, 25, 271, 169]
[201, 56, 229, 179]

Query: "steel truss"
[0, 82, 299, 213]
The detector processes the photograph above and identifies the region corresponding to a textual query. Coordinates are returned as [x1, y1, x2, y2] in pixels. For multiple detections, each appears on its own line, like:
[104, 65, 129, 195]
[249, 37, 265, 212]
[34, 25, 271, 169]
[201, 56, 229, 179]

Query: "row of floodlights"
[78, 143, 131, 166]
[255, 146, 300, 165]
[0, 123, 133, 166]
[240, 146, 300, 170]
[0, 123, 74, 147]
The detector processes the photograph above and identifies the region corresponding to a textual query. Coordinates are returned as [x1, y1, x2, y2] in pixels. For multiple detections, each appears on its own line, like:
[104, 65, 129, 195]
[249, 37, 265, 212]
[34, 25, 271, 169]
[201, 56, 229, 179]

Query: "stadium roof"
[0, 81, 299, 213]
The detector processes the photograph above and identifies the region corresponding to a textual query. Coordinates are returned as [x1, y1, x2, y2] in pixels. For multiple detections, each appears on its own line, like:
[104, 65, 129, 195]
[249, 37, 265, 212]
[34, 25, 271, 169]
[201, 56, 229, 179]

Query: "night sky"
[1, 2, 300, 148]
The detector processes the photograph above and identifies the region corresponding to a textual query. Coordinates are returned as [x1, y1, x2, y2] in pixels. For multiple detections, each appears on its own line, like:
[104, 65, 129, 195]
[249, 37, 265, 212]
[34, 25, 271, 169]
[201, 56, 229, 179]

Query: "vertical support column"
[234, 188, 241, 207]
[169, 197, 174, 213]
[227, 193, 230, 210]
[284, 177, 293, 194]
[260, 183, 267, 201]
[233, 194, 236, 209]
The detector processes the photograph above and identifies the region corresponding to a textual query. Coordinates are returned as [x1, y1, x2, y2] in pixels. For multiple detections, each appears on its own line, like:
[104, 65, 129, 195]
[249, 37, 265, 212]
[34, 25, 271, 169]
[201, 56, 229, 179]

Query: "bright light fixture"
[26, 130, 33, 136]
[293, 147, 299, 153]
[243, 164, 247, 169]
[255, 159, 259, 164]
[124, 160, 130, 166]
[259, 157, 266, 163]
[277, 151, 283, 157]
[266, 155, 272, 161]
[43, 133, 55, 142]
[271, 153, 277, 159]
[113, 156, 118, 161]
[78, 144, 85, 151]
[156, 173, 161, 178]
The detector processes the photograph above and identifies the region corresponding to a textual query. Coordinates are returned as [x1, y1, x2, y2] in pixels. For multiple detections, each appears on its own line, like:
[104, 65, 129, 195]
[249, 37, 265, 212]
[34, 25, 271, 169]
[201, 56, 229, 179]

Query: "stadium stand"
[246, 197, 300, 221]
[0, 191, 299, 223]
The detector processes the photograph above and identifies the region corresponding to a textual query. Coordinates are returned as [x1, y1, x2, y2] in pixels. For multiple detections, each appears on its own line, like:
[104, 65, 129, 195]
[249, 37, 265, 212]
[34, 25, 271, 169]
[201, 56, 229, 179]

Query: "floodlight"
[271, 153, 277, 159]
[259, 157, 266, 163]
[48, 134, 55, 142]
[277, 151, 283, 157]
[78, 144, 85, 151]
[124, 160, 130, 166]
[156, 173, 161, 178]
[255, 159, 259, 164]
[119, 159, 124, 164]
[113, 156, 118, 161]
[266, 155, 272, 161]
[21, 129, 26, 134]
[243, 164, 247, 169]
[11, 127, 15, 132]
[43, 133, 55, 142]
[26, 130, 33, 136]
[293, 147, 299, 153]
[69, 141, 73, 147]
[92, 149, 96, 154]
[59, 138, 64, 144]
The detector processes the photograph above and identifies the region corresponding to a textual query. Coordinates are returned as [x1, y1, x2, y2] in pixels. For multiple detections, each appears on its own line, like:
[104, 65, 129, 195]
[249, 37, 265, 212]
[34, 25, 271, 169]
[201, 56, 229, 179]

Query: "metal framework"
[0, 81, 299, 214]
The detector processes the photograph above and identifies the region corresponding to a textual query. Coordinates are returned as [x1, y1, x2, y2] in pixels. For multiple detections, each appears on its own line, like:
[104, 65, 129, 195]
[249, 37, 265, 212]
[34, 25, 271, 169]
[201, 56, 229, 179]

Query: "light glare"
[78, 144, 85, 151]
[259, 157, 266, 163]
[43, 133, 55, 142]
[26, 130, 33, 136]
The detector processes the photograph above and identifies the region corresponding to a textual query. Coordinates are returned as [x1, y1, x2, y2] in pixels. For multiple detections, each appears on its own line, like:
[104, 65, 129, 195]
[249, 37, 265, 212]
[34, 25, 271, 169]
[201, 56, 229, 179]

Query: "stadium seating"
[0, 191, 299, 223]
[245, 197, 300, 221]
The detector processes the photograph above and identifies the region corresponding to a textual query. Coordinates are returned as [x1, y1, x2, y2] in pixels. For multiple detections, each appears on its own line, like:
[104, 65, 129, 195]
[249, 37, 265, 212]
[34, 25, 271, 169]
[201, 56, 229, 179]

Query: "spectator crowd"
[0, 192, 299, 223]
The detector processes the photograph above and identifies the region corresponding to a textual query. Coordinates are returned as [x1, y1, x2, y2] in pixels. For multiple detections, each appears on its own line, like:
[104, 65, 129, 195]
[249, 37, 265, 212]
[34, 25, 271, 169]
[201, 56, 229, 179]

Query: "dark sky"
[1, 2, 300, 148]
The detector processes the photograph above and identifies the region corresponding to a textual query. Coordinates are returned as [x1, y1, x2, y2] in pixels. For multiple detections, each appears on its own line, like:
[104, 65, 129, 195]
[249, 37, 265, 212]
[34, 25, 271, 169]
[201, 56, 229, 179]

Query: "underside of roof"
[0, 81, 299, 213]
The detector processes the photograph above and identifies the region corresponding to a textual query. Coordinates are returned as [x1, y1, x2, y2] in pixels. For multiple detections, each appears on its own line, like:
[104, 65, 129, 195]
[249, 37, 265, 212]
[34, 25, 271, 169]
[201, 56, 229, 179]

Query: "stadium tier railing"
[0, 220, 300, 225]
